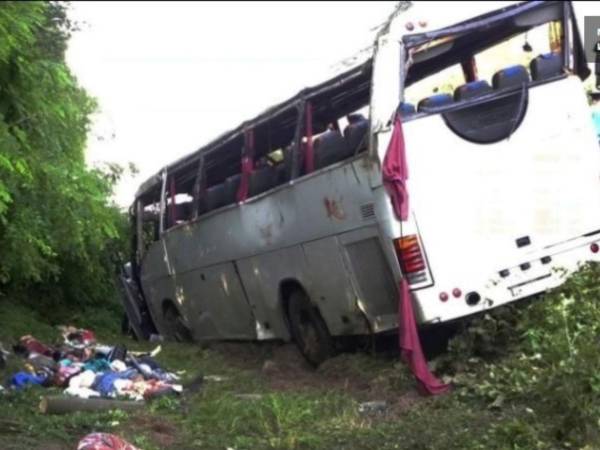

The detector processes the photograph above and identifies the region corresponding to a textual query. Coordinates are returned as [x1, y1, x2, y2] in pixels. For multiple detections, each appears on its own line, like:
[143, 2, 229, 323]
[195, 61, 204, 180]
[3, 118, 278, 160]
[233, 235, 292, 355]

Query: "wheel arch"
[278, 278, 330, 335]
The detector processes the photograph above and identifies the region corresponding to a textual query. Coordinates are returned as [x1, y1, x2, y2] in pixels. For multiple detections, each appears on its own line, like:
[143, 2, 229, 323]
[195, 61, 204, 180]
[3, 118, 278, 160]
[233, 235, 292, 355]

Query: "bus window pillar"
[191, 154, 205, 219]
[158, 169, 167, 235]
[290, 101, 306, 180]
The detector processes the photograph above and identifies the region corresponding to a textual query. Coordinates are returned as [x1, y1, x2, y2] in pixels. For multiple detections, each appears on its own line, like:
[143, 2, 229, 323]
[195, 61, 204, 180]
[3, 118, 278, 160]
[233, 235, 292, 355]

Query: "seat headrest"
[492, 65, 530, 89]
[398, 102, 415, 117]
[453, 80, 492, 101]
[347, 113, 367, 124]
[530, 52, 562, 81]
[417, 93, 453, 111]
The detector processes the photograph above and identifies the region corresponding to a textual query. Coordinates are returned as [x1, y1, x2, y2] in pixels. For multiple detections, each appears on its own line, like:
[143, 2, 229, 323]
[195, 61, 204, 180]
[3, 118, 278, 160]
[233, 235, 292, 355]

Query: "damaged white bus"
[121, 1, 600, 365]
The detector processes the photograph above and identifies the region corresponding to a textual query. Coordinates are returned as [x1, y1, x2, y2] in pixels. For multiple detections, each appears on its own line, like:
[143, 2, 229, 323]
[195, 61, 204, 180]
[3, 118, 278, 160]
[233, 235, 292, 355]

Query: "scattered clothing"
[11, 372, 48, 390]
[9, 328, 183, 401]
[69, 370, 97, 390]
[53, 365, 82, 387]
[108, 345, 127, 362]
[18, 336, 53, 357]
[83, 358, 112, 373]
[77, 433, 141, 450]
[65, 386, 101, 399]
[110, 360, 127, 372]
[63, 327, 96, 348]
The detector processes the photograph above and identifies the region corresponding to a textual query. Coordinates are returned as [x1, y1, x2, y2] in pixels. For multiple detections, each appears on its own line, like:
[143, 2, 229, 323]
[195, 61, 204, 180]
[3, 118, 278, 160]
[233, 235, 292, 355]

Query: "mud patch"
[210, 340, 420, 413]
[125, 415, 178, 448]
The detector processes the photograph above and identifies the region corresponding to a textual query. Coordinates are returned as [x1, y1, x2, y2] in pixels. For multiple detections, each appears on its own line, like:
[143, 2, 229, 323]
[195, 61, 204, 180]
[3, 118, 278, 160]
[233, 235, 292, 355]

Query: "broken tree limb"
[39, 396, 145, 415]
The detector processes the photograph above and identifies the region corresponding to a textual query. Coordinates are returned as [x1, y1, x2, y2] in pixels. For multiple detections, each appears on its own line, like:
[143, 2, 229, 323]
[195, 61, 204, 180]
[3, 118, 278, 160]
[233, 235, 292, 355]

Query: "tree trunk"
[39, 396, 145, 415]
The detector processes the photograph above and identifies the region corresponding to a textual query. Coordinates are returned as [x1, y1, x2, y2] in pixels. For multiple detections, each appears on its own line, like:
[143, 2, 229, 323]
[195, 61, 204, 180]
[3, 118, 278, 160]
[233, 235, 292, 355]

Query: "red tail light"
[394, 235, 426, 274]
[591, 243, 599, 254]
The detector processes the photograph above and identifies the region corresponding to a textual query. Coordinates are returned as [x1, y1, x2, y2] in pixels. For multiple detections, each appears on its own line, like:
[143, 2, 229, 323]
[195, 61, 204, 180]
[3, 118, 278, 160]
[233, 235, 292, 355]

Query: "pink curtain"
[384, 117, 450, 396]
[382, 118, 410, 221]
[399, 278, 450, 395]
[237, 129, 254, 202]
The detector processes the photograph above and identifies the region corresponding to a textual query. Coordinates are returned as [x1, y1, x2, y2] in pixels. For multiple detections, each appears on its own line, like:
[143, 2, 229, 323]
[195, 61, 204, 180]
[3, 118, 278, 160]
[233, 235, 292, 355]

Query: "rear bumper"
[410, 234, 600, 325]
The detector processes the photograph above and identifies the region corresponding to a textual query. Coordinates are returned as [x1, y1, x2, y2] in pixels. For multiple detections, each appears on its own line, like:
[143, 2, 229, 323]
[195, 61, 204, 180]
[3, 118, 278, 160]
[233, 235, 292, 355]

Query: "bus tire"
[163, 303, 193, 343]
[121, 313, 135, 339]
[287, 290, 334, 367]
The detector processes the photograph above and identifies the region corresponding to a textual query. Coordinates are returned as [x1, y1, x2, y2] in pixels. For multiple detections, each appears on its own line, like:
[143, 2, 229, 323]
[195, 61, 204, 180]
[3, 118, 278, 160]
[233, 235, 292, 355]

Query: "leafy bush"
[0, 2, 127, 310]
[444, 262, 600, 448]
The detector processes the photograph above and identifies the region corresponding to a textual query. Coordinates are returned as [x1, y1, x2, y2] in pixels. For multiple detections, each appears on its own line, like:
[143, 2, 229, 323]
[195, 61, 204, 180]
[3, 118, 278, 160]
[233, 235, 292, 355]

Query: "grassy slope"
[0, 304, 511, 450]
[1, 263, 599, 450]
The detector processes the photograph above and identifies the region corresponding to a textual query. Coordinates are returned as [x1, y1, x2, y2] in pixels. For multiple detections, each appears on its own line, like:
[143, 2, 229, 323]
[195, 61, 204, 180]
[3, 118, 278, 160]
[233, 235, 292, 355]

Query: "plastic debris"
[205, 375, 226, 382]
[358, 401, 388, 415]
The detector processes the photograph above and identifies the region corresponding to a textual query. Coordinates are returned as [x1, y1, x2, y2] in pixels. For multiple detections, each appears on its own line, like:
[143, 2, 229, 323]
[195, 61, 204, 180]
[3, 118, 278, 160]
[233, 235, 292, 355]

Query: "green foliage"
[0, 2, 127, 309]
[443, 262, 600, 448]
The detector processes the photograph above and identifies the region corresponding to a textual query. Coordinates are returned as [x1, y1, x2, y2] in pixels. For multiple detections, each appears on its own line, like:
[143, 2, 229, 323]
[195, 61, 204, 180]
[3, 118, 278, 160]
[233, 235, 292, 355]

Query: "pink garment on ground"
[398, 278, 450, 395]
[304, 101, 314, 173]
[20, 336, 53, 357]
[382, 118, 409, 221]
[383, 117, 450, 395]
[237, 129, 255, 202]
[77, 433, 141, 450]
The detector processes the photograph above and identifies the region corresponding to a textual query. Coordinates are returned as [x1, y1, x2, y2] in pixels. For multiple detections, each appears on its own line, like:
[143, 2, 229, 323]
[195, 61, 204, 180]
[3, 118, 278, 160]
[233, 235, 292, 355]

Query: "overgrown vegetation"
[437, 262, 600, 449]
[0, 2, 127, 312]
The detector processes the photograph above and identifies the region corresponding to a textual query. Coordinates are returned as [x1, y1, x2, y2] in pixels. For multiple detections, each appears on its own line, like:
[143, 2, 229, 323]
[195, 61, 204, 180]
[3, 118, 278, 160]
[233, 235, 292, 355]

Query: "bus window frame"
[159, 169, 167, 235]
[400, 1, 588, 102]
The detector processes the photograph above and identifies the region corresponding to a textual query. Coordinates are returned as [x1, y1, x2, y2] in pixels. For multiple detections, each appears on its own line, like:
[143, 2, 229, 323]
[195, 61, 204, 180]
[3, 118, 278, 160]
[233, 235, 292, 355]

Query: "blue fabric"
[93, 369, 137, 397]
[592, 111, 600, 137]
[11, 372, 47, 390]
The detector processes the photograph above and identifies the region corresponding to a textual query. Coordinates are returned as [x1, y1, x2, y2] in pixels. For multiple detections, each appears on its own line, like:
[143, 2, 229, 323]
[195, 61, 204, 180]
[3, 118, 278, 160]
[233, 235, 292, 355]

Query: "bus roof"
[135, 0, 585, 202]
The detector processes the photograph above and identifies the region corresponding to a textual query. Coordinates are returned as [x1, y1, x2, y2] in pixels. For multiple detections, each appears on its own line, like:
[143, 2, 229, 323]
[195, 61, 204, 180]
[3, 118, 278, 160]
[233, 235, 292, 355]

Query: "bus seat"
[249, 165, 278, 197]
[275, 163, 289, 185]
[203, 183, 226, 212]
[454, 80, 493, 101]
[314, 130, 352, 170]
[175, 201, 194, 222]
[280, 144, 302, 181]
[224, 174, 241, 205]
[344, 117, 369, 154]
[492, 65, 530, 89]
[417, 93, 453, 112]
[530, 52, 562, 81]
[398, 102, 415, 117]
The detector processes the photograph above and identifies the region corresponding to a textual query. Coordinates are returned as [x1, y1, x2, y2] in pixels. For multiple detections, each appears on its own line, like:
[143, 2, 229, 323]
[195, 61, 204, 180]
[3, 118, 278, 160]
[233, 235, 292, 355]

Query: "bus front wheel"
[287, 290, 334, 367]
[163, 304, 193, 343]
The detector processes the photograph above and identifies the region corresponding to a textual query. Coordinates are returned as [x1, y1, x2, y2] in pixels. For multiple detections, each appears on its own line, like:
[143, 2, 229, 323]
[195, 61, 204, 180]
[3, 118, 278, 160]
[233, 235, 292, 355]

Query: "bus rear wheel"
[287, 290, 334, 367]
[163, 304, 193, 343]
